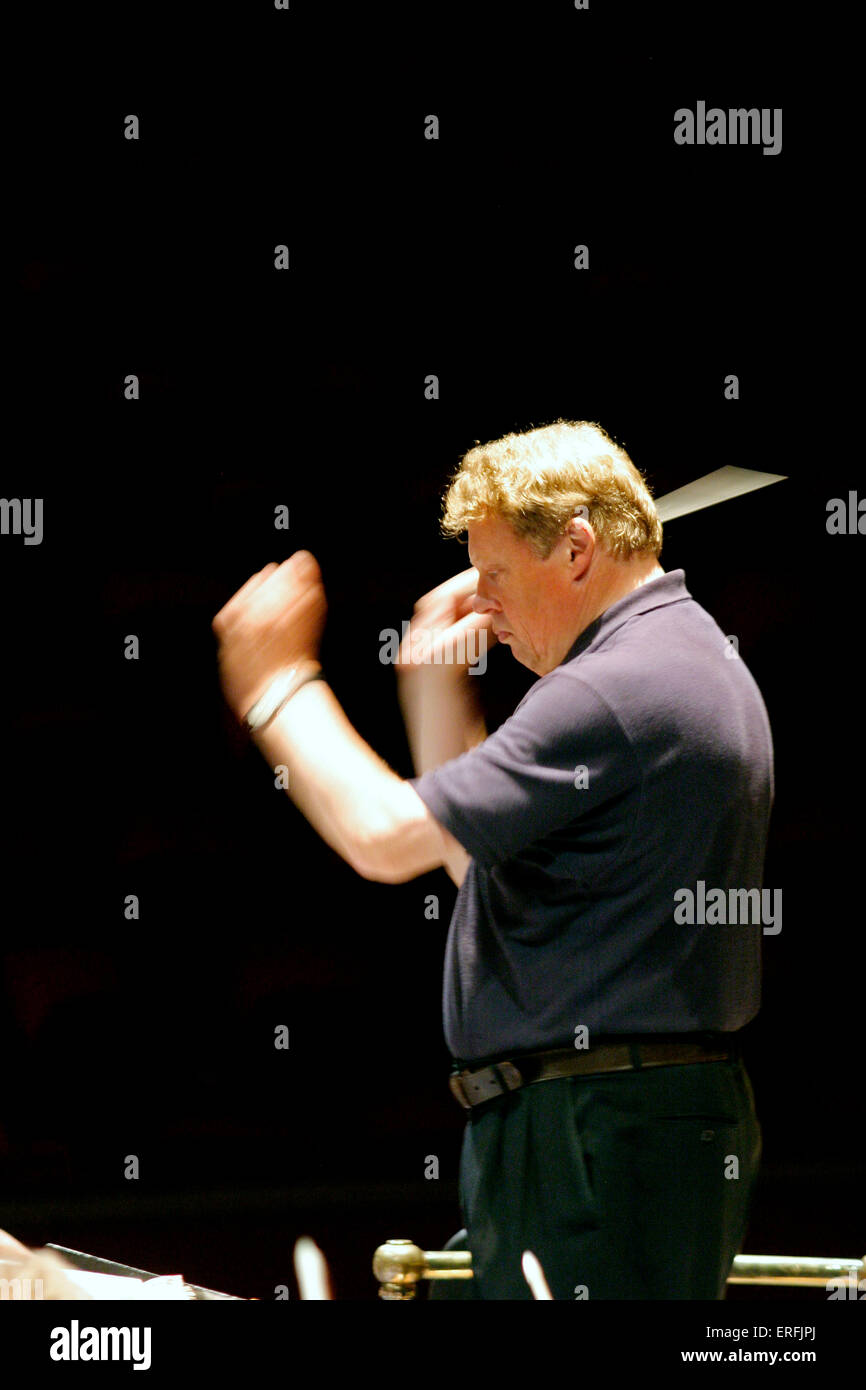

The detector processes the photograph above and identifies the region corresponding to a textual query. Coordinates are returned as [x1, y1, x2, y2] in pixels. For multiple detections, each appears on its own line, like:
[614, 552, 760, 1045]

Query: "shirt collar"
[559, 569, 692, 665]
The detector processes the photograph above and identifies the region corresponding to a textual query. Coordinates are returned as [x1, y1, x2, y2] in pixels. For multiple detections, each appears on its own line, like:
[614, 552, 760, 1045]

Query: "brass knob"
[372, 1239, 426, 1292]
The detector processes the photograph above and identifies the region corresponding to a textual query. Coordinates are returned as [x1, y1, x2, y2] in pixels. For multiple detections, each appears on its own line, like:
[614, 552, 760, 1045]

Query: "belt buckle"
[449, 1060, 523, 1110]
[449, 1071, 472, 1110]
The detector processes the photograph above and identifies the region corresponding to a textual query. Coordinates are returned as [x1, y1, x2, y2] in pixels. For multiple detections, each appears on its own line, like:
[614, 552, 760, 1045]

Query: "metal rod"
[373, 1240, 866, 1298]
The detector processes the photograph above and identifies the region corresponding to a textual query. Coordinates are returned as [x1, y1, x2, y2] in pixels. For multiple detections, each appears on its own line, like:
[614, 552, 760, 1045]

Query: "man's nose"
[472, 589, 499, 614]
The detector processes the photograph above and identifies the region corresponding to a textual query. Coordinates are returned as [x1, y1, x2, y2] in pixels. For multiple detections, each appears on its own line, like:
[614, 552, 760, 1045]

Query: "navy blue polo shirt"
[409, 569, 774, 1065]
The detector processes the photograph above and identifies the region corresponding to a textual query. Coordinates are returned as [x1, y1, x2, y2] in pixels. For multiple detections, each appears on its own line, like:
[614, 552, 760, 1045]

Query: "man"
[212, 419, 771, 1300]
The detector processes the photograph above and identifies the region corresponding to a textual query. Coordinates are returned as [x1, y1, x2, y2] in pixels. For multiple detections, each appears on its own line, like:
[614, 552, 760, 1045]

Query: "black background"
[4, 0, 861, 1310]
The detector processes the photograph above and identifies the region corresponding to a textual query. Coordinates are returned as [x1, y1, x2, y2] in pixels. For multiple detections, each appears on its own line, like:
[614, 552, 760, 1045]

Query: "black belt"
[449, 1035, 740, 1111]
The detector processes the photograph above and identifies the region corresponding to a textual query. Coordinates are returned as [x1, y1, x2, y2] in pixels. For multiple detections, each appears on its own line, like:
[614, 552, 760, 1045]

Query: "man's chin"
[506, 642, 542, 676]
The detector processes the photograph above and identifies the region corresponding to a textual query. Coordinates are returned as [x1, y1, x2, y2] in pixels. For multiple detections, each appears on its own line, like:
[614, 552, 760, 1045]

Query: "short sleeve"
[409, 672, 639, 869]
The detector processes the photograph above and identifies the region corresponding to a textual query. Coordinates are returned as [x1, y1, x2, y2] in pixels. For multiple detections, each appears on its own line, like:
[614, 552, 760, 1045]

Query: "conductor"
[212, 419, 771, 1300]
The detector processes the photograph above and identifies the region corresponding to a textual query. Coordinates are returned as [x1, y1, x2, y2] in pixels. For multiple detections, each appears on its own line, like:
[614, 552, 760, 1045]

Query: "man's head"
[440, 420, 665, 675]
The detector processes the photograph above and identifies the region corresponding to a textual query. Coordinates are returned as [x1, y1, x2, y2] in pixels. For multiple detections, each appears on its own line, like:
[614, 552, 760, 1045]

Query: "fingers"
[240, 563, 281, 597]
[213, 563, 280, 634]
[415, 566, 478, 611]
[213, 552, 323, 637]
[288, 550, 319, 573]
[452, 610, 496, 634]
[396, 606, 496, 672]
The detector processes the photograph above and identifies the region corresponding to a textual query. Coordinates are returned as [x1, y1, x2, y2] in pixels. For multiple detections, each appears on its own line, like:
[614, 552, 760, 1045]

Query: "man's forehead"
[467, 543, 503, 569]
[467, 516, 514, 566]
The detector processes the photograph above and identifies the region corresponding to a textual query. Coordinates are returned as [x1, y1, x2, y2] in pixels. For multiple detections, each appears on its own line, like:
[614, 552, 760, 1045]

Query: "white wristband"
[242, 664, 323, 734]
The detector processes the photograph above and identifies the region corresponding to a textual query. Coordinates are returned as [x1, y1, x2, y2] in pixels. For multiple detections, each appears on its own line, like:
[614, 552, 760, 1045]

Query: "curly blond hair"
[440, 419, 662, 561]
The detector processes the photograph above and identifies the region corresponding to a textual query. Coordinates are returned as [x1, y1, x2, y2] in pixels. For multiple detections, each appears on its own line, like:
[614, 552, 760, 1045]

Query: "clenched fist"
[212, 551, 327, 722]
[395, 565, 497, 674]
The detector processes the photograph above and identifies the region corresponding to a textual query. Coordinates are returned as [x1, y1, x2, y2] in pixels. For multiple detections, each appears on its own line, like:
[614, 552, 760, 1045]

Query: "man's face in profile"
[467, 514, 579, 677]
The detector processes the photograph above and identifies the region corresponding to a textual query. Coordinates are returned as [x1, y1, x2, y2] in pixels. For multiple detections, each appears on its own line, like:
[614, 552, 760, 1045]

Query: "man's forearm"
[397, 668, 487, 776]
[249, 676, 407, 873]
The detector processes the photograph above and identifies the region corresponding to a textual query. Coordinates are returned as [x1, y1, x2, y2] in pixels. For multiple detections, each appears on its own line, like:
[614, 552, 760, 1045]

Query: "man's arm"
[394, 567, 494, 774]
[250, 676, 471, 886]
[397, 666, 488, 774]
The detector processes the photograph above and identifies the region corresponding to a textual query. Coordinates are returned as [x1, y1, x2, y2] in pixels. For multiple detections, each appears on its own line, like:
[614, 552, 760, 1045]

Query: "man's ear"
[564, 516, 594, 566]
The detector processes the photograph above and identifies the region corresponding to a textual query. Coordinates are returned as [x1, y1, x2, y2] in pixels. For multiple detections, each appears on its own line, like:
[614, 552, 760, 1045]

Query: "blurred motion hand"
[395, 566, 497, 675]
[212, 552, 327, 721]
[0, 1229, 93, 1300]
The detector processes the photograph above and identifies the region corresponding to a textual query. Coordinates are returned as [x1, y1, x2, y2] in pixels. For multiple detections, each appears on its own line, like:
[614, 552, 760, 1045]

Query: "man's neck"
[547, 556, 665, 672]
[586, 554, 665, 624]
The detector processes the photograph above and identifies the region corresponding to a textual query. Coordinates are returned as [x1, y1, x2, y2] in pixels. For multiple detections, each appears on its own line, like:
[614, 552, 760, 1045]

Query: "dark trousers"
[430, 1056, 761, 1300]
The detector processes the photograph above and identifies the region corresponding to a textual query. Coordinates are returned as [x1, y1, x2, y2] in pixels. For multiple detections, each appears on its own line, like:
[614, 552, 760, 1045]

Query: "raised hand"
[395, 567, 498, 674]
[212, 552, 327, 721]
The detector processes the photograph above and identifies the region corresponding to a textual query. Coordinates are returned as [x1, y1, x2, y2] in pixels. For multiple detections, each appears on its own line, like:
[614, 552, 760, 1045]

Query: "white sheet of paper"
[62, 1269, 193, 1300]
[655, 466, 787, 523]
